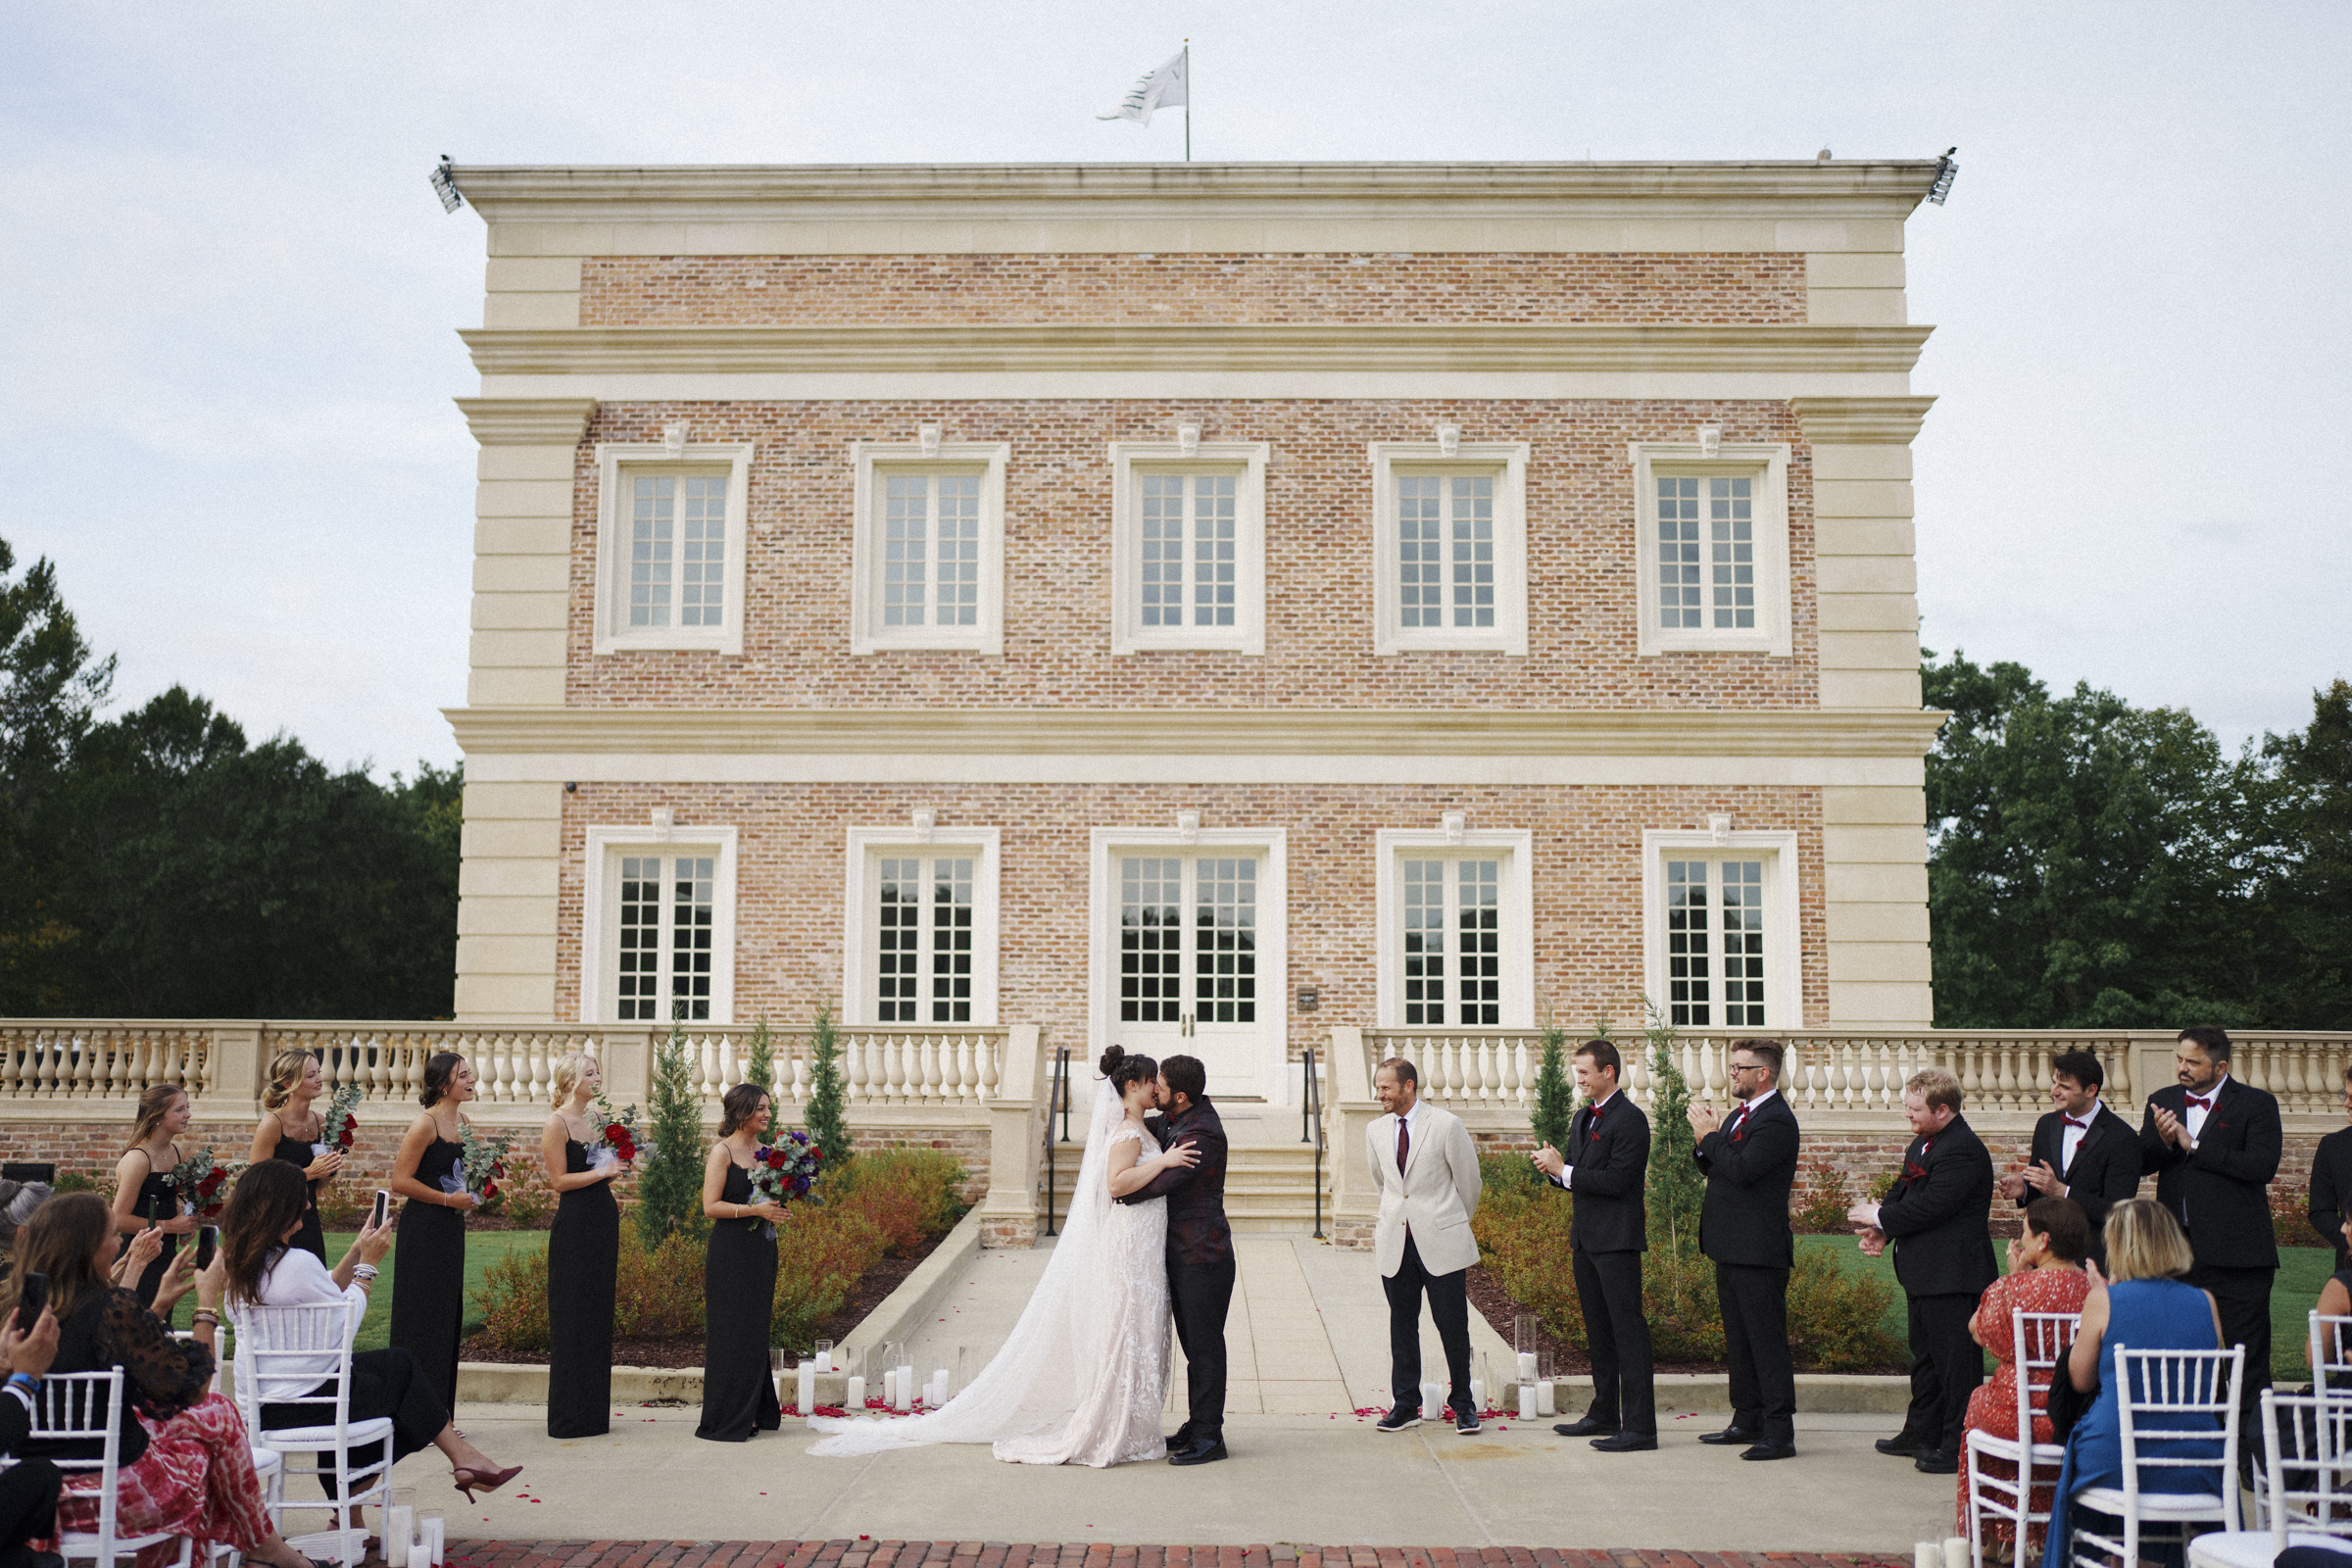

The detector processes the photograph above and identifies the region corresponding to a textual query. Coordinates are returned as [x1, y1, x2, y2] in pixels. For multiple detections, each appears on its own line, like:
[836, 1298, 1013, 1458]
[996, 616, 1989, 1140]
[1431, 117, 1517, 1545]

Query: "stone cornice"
[452, 161, 1945, 223]
[1788, 396, 1938, 444]
[454, 396, 599, 446]
[461, 323, 1934, 379]
[445, 706, 1949, 760]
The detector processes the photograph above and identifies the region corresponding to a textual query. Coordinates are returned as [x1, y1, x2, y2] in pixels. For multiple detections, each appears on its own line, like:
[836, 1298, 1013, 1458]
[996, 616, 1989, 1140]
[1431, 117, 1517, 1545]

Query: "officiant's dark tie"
[1396, 1118, 1409, 1175]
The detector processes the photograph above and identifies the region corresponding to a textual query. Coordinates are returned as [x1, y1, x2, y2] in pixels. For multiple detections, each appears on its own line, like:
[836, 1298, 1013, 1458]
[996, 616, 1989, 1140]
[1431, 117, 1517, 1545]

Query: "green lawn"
[165, 1230, 549, 1352]
[1796, 1234, 2335, 1381]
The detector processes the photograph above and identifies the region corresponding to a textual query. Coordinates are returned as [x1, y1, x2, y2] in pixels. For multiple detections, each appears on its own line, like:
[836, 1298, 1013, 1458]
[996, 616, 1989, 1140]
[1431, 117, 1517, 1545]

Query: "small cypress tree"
[1640, 1002, 1717, 1354]
[1530, 1016, 1574, 1155]
[635, 1021, 709, 1250]
[804, 1002, 853, 1170]
[743, 1015, 777, 1145]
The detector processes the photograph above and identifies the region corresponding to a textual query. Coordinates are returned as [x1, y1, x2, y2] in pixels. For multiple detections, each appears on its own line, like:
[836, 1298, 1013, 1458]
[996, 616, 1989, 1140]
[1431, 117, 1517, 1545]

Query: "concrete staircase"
[1037, 1105, 1336, 1235]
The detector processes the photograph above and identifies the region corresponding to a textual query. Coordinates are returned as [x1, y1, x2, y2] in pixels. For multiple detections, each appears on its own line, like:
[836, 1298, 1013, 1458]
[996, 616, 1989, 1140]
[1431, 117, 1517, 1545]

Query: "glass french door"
[1116, 854, 1262, 1094]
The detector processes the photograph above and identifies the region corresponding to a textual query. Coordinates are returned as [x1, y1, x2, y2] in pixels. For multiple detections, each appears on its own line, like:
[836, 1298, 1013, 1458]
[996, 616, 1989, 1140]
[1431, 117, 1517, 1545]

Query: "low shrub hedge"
[470, 1149, 968, 1354]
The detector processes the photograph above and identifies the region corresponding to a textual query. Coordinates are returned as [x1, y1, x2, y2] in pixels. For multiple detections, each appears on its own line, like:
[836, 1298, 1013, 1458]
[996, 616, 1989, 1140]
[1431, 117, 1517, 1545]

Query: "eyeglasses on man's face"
[1728, 1061, 1766, 1075]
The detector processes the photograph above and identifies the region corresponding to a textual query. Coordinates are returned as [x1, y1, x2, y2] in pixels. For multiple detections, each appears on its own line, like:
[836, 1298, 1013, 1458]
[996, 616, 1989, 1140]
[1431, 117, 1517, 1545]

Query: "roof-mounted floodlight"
[1928, 147, 1959, 206]
[429, 157, 463, 214]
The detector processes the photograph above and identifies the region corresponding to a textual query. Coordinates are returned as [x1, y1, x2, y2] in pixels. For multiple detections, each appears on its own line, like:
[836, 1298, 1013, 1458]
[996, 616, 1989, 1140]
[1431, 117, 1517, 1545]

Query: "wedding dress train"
[807, 1077, 1171, 1467]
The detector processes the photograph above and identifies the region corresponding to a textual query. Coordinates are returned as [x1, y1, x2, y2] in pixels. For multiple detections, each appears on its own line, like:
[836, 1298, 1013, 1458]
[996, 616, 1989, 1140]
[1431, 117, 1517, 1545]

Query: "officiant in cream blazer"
[1365, 1056, 1484, 1432]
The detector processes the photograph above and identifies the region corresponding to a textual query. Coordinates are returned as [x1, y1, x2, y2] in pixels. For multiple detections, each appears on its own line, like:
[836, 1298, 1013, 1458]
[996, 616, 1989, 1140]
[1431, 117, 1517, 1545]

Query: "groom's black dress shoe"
[1168, 1438, 1228, 1466]
[1169, 1425, 1194, 1451]
[1913, 1450, 1960, 1475]
[1740, 1441, 1797, 1461]
[1696, 1426, 1755, 1446]
[1374, 1405, 1421, 1433]
[1876, 1436, 1934, 1458]
[1590, 1432, 1657, 1452]
[1551, 1414, 1611, 1438]
[1454, 1407, 1481, 1434]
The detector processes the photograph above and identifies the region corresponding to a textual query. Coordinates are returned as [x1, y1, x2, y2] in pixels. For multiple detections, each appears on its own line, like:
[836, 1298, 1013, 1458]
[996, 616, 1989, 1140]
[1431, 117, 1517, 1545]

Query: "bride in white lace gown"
[807, 1047, 1198, 1467]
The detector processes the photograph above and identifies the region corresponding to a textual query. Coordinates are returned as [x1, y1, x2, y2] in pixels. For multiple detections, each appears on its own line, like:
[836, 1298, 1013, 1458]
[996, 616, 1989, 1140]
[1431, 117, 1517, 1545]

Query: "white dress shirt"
[1391, 1100, 1425, 1169]
[2058, 1106, 2094, 1174]
[1552, 1090, 1624, 1190]
[2184, 1075, 2224, 1147]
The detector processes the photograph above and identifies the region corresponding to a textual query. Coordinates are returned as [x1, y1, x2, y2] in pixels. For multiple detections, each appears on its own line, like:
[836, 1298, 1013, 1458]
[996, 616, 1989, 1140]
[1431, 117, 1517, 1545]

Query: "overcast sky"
[4, 0, 2346, 775]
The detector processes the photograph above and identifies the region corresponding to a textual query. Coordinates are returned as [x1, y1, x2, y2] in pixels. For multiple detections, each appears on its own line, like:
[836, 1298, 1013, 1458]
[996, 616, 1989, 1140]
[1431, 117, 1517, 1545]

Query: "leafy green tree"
[804, 1003, 852, 1170]
[1529, 1017, 1573, 1156]
[635, 1022, 709, 1250]
[1639, 1005, 1715, 1354]
[2252, 679, 2352, 1027]
[743, 1015, 777, 1145]
[1924, 649, 2263, 1028]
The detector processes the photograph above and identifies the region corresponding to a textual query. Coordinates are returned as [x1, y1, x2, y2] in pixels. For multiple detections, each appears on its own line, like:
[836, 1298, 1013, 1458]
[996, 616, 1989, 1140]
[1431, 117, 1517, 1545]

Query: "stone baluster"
[979, 1035, 1001, 1102]
[921, 1035, 942, 1102]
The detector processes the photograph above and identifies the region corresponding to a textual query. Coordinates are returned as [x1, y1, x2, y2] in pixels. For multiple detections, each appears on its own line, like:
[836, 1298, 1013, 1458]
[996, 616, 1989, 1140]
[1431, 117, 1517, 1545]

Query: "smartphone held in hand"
[372, 1189, 391, 1231]
[195, 1225, 217, 1271]
[15, 1271, 48, 1332]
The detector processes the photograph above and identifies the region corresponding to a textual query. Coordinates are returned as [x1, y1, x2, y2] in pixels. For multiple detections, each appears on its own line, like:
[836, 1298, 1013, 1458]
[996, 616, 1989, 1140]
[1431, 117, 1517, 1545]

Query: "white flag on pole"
[1098, 49, 1188, 124]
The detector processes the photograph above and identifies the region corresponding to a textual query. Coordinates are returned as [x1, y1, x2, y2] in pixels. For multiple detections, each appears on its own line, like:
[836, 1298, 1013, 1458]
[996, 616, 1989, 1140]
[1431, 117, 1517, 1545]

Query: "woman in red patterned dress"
[1, 1193, 328, 1568]
[1955, 1196, 2093, 1556]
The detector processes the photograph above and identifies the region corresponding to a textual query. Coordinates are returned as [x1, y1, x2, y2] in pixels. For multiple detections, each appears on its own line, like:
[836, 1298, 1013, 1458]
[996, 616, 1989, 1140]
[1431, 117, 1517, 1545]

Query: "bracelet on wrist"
[6, 1371, 39, 1392]
[351, 1263, 378, 1282]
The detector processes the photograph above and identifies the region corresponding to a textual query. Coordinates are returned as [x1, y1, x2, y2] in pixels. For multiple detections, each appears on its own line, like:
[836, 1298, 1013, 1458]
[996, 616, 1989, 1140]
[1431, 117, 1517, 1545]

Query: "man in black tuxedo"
[2307, 1065, 2352, 1270]
[1688, 1037, 1801, 1461]
[1119, 1053, 1234, 1466]
[1997, 1050, 2140, 1265]
[1532, 1039, 1654, 1452]
[1851, 1066, 1997, 1476]
[1, 1302, 64, 1568]
[2140, 1025, 2281, 1457]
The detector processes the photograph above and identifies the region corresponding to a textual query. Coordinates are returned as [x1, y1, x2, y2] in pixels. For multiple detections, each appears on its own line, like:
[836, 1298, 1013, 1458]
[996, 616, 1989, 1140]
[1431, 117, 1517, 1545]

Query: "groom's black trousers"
[1171, 1257, 1236, 1442]
[1384, 1233, 1473, 1413]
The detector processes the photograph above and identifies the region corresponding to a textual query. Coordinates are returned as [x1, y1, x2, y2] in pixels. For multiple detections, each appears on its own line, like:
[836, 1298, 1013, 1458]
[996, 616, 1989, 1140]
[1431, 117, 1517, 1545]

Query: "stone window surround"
[1367, 439, 1531, 657]
[590, 438, 756, 657]
[1641, 825, 1801, 1031]
[841, 823, 1004, 1027]
[1106, 438, 1270, 657]
[848, 439, 1011, 656]
[579, 819, 740, 1026]
[1628, 439, 1794, 660]
[1373, 826, 1537, 1029]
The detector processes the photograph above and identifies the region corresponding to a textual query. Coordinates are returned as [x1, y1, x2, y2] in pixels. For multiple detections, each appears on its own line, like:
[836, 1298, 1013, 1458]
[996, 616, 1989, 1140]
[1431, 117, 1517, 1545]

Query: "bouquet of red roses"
[441, 1125, 514, 1206]
[323, 1081, 364, 1154]
[167, 1147, 239, 1219]
[743, 1129, 821, 1238]
[587, 1087, 644, 1171]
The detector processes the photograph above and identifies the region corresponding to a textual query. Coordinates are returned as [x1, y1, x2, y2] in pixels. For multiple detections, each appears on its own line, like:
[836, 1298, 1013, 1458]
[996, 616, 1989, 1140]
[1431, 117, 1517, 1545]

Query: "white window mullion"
[1644, 831, 1795, 1031]
[595, 442, 752, 655]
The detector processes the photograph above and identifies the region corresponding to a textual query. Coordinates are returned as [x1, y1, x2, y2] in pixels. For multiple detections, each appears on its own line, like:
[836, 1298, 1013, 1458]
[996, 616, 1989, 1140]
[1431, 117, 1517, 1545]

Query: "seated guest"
[1, 1298, 63, 1568]
[0, 1193, 327, 1568]
[2039, 1199, 2225, 1568]
[1953, 1197, 2092, 1556]
[222, 1160, 518, 1521]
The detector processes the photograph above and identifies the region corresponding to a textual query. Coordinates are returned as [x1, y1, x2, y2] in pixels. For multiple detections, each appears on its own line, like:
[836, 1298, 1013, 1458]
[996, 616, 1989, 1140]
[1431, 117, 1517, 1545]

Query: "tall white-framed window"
[843, 826, 1002, 1026]
[1641, 826, 1800, 1029]
[1628, 441, 1792, 658]
[850, 441, 1009, 655]
[1369, 441, 1530, 655]
[581, 822, 739, 1025]
[1108, 439, 1268, 655]
[1374, 827, 1535, 1029]
[592, 440, 755, 655]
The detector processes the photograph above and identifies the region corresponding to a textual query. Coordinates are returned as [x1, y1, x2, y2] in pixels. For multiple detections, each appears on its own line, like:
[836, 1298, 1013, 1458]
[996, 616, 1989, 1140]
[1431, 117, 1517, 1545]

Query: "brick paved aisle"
[449, 1544, 1910, 1568]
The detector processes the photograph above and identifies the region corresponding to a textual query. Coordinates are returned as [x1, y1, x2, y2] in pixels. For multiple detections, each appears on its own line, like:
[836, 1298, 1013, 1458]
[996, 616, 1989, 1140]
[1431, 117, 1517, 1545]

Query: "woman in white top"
[220, 1161, 519, 1521]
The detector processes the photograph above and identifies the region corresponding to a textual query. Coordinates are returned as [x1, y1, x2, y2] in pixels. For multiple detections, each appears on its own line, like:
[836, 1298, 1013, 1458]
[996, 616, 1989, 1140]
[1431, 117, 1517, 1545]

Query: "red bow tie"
[2064, 1116, 2089, 1129]
[2185, 1095, 2213, 1112]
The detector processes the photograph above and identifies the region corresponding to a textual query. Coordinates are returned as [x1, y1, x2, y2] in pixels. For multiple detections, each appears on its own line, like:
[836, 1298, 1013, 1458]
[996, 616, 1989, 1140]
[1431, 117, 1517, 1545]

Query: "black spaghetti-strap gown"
[389, 1137, 466, 1416]
[547, 1140, 618, 1438]
[694, 1163, 779, 1442]
[269, 1118, 329, 1262]
[128, 1150, 181, 1307]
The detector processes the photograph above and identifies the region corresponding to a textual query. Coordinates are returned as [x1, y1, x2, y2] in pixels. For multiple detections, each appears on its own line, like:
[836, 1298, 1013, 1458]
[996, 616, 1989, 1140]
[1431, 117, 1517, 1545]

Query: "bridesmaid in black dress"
[695, 1083, 789, 1443]
[246, 1048, 346, 1262]
[389, 1051, 479, 1417]
[541, 1051, 625, 1439]
[108, 1083, 198, 1305]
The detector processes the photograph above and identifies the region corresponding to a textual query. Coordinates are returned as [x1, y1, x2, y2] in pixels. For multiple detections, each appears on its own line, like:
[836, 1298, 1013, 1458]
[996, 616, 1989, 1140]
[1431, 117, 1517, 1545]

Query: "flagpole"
[1183, 39, 1191, 162]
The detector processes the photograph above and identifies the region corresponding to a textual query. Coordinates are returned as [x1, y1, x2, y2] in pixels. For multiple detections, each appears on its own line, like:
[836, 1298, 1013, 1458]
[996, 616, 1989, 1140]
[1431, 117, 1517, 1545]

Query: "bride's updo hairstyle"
[1100, 1045, 1158, 1095]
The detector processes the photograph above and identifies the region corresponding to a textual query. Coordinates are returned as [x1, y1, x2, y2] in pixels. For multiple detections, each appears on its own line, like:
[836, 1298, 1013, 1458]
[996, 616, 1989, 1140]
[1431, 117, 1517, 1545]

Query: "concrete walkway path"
[385, 1236, 1955, 1552]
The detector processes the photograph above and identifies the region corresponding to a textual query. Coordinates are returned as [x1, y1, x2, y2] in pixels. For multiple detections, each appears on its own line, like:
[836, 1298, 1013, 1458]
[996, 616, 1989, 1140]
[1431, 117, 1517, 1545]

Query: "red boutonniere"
[1902, 1160, 1928, 1181]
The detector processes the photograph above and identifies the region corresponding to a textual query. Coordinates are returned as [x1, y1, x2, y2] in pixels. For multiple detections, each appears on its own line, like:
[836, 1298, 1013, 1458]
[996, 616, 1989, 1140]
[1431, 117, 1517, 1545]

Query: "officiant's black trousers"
[1384, 1234, 1473, 1414]
[1573, 1245, 1654, 1436]
[1171, 1257, 1236, 1442]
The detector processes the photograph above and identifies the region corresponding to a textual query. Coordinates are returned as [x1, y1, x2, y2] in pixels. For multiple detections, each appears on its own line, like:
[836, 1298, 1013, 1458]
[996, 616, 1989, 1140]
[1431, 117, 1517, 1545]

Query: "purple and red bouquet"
[743, 1129, 821, 1238]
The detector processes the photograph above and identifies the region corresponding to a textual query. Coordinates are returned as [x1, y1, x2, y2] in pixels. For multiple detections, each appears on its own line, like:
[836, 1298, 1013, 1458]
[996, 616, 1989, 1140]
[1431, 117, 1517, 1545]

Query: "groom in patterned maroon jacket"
[1117, 1054, 1233, 1466]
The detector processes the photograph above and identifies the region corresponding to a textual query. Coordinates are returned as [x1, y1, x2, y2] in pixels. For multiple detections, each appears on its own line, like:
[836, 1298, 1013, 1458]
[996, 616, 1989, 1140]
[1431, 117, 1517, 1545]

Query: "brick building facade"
[446, 161, 1944, 1109]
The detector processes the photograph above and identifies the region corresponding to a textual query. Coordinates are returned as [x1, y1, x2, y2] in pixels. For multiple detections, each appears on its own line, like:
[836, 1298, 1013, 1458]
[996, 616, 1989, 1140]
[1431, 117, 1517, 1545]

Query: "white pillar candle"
[1916, 1543, 1938, 1568]
[421, 1517, 444, 1568]
[846, 1374, 865, 1409]
[815, 1349, 834, 1373]
[1941, 1540, 1969, 1568]
[934, 1368, 950, 1404]
[1420, 1381, 1443, 1420]
[797, 1362, 815, 1419]
[1516, 1384, 1536, 1420]
[385, 1508, 412, 1568]
[1469, 1378, 1485, 1412]
[1536, 1380, 1556, 1417]
[894, 1364, 913, 1411]
[1516, 1350, 1539, 1381]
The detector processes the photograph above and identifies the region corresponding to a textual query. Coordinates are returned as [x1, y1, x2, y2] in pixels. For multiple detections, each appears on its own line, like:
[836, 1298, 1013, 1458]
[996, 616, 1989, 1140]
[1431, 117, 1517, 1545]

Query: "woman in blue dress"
[2042, 1198, 2227, 1568]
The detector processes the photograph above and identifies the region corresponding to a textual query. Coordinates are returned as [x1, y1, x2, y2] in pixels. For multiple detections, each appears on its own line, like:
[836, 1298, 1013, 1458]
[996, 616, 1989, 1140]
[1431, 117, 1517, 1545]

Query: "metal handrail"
[1043, 1047, 1070, 1237]
[1302, 1048, 1325, 1240]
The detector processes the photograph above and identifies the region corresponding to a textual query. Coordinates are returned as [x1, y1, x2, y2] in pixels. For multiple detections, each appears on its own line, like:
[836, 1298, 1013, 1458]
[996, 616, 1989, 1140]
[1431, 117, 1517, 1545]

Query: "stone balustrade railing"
[1353, 1026, 2352, 1125]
